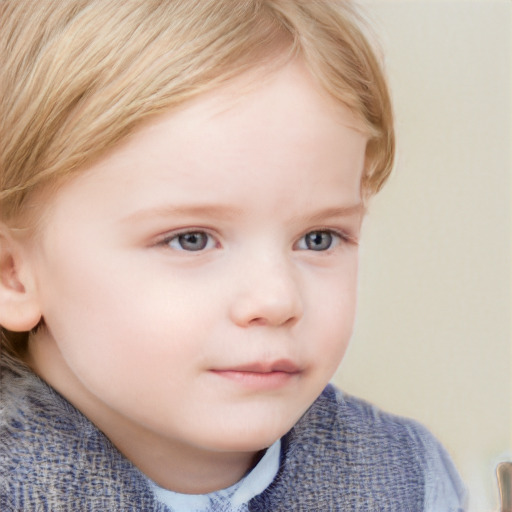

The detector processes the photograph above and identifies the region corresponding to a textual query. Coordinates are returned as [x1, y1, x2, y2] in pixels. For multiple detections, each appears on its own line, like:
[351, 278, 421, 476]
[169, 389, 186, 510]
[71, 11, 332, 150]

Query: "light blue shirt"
[148, 440, 281, 512]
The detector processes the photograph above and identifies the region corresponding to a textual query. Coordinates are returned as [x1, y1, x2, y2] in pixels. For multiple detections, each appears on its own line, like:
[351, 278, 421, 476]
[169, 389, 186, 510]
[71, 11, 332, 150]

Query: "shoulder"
[0, 359, 160, 511]
[310, 385, 467, 509]
[327, 385, 466, 500]
[253, 385, 467, 511]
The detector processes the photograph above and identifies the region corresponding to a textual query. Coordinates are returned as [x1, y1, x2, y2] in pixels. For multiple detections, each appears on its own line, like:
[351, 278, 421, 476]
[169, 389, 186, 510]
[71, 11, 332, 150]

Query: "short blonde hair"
[1, 0, 394, 222]
[0, 0, 394, 356]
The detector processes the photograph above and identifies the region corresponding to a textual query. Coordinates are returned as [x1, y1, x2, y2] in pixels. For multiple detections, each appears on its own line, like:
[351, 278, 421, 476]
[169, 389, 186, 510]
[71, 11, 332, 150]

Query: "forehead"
[99, 58, 365, 159]
[29, 60, 368, 231]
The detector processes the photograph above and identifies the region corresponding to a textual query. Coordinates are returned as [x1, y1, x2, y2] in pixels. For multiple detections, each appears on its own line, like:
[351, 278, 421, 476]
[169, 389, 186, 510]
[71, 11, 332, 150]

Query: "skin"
[12, 59, 368, 494]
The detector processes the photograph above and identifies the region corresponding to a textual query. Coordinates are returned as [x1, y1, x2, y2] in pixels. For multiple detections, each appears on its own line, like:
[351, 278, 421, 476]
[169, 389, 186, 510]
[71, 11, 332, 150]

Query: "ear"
[0, 225, 42, 332]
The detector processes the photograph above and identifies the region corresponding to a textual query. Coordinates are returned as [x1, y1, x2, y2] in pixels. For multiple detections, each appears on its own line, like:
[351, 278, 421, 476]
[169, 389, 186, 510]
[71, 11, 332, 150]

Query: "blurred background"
[333, 1, 511, 510]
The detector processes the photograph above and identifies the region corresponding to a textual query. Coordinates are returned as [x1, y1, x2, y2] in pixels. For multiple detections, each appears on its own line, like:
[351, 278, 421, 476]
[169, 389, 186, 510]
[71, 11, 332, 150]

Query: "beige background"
[333, 1, 511, 511]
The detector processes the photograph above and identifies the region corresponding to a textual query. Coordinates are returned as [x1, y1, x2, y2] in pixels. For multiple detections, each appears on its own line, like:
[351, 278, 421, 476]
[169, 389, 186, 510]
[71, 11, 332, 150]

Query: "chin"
[207, 417, 296, 454]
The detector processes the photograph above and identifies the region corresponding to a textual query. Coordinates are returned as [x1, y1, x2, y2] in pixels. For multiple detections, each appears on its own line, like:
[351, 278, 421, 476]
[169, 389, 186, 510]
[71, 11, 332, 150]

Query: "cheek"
[304, 262, 359, 367]
[38, 252, 215, 370]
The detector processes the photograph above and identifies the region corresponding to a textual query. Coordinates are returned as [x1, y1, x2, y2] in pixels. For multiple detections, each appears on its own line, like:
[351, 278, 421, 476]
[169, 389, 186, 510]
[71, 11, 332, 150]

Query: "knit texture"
[0, 359, 467, 511]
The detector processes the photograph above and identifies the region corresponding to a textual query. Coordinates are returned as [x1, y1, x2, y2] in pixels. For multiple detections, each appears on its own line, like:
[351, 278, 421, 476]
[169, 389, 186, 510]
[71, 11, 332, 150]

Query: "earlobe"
[0, 228, 42, 332]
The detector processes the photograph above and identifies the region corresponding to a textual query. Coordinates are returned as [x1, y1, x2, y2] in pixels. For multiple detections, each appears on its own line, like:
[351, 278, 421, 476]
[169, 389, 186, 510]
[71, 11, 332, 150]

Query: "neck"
[104, 421, 263, 494]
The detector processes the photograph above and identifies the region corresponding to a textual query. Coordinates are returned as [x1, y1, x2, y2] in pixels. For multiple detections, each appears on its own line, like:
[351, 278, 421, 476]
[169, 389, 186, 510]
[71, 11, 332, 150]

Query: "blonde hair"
[0, 0, 394, 355]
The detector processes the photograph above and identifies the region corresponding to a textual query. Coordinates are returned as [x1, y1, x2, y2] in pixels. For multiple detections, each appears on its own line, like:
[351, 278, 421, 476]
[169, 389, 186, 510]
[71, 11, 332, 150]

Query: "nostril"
[230, 292, 302, 328]
[247, 314, 299, 328]
[248, 317, 267, 327]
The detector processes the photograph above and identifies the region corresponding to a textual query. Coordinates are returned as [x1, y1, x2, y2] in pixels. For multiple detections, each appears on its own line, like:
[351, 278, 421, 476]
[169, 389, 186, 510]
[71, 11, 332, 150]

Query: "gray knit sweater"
[1, 360, 467, 511]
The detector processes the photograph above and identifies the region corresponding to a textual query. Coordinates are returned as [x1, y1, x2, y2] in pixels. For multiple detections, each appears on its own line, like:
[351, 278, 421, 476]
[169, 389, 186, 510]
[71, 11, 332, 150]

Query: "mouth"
[223, 359, 301, 374]
[210, 359, 302, 390]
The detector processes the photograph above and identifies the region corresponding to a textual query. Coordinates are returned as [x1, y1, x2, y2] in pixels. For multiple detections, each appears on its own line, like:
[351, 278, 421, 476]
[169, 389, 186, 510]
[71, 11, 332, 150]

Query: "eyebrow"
[301, 203, 367, 223]
[120, 204, 242, 224]
[120, 202, 366, 224]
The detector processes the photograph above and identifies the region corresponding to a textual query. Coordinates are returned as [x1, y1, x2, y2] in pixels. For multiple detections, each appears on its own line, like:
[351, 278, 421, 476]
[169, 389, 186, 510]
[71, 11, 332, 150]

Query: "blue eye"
[167, 231, 215, 251]
[298, 230, 338, 251]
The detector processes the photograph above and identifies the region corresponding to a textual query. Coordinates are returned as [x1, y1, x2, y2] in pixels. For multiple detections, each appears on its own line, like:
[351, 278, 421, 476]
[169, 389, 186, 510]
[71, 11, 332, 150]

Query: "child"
[0, 0, 467, 510]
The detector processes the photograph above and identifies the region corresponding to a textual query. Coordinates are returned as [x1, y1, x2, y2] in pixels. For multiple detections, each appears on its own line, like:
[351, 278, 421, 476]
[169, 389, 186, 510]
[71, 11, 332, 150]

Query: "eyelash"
[164, 230, 218, 252]
[158, 228, 357, 253]
[295, 229, 354, 251]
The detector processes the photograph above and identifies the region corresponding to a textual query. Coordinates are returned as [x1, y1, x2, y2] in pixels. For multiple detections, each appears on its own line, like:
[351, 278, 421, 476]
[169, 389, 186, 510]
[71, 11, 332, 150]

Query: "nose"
[229, 254, 303, 328]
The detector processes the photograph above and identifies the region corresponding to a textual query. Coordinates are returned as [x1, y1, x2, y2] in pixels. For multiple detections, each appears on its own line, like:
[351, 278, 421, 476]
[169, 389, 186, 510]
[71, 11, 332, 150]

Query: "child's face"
[25, 61, 367, 463]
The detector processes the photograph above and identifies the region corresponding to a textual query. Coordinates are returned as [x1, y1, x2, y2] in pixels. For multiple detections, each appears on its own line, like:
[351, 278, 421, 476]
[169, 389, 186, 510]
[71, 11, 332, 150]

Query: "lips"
[217, 359, 301, 374]
[209, 359, 302, 390]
